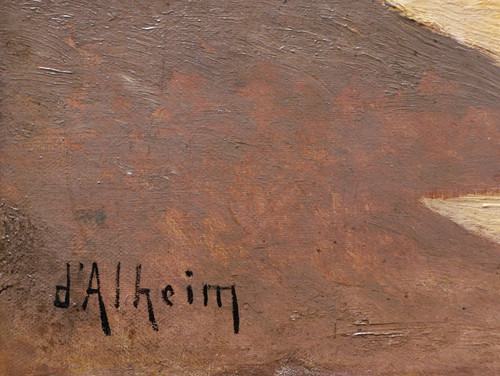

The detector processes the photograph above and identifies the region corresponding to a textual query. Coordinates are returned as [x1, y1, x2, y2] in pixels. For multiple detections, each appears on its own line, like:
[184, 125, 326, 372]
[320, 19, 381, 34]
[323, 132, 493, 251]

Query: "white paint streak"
[38, 66, 73, 74]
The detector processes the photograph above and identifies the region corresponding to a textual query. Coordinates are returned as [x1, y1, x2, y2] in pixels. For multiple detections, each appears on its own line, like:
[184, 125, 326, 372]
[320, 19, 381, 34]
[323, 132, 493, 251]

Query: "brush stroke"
[421, 194, 500, 244]
[385, 0, 500, 63]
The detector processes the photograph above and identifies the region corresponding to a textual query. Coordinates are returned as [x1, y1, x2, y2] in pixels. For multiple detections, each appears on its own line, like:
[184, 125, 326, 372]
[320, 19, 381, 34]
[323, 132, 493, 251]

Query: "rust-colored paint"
[1, 1, 499, 375]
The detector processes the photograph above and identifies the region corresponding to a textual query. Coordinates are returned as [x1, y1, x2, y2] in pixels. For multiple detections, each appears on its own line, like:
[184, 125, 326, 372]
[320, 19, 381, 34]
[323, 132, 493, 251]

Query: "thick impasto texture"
[0, 0, 499, 375]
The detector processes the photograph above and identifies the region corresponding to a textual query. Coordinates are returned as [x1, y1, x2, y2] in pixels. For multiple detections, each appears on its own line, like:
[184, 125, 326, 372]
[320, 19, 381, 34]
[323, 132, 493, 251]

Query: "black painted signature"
[54, 263, 239, 336]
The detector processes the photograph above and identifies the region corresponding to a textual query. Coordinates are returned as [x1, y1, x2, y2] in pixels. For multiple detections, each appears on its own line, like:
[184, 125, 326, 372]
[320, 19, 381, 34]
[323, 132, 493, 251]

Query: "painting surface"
[1, 0, 499, 375]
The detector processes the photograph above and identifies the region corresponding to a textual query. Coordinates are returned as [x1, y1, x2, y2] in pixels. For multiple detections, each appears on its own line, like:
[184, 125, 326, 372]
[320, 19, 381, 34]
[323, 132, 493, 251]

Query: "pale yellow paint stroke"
[385, 0, 500, 63]
[421, 195, 500, 244]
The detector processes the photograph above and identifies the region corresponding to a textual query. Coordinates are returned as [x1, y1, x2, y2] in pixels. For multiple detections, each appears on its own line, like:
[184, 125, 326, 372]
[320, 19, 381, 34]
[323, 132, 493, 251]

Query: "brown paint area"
[1, 0, 500, 375]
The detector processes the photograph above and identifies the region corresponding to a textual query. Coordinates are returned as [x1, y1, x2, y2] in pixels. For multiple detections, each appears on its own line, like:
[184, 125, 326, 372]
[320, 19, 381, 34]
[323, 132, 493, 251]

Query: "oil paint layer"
[421, 194, 500, 244]
[1, 0, 500, 374]
[385, 0, 500, 63]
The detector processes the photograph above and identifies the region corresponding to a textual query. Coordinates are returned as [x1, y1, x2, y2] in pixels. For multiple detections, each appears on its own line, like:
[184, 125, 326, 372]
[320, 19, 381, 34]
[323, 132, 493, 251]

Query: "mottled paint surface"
[0, 0, 499, 375]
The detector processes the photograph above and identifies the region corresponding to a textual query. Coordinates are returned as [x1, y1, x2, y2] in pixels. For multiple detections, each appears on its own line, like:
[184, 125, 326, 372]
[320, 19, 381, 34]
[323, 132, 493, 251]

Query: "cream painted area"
[421, 195, 500, 244]
[385, 0, 500, 63]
